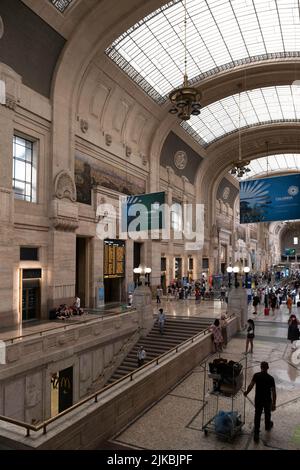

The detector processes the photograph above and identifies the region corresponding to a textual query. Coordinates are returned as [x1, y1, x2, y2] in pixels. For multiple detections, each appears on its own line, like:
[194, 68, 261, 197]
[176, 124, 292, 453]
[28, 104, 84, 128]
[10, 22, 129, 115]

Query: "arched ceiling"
[235, 154, 300, 180]
[182, 85, 300, 147]
[106, 0, 300, 104]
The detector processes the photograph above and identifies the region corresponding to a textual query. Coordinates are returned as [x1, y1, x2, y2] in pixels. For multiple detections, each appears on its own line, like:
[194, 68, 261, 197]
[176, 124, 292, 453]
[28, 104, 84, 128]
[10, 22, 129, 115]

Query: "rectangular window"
[13, 135, 37, 203]
[294, 237, 298, 245]
[202, 258, 209, 269]
[161, 257, 166, 271]
[171, 203, 182, 232]
[20, 247, 39, 261]
[188, 258, 194, 271]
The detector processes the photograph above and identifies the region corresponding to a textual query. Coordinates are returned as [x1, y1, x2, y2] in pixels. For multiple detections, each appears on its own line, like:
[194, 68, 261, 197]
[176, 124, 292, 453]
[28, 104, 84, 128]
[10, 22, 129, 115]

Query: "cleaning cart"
[201, 353, 247, 441]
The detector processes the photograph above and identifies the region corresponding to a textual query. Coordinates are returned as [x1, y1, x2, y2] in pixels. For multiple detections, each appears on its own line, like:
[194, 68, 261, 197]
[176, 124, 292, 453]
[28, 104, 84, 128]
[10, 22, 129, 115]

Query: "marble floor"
[109, 335, 300, 450]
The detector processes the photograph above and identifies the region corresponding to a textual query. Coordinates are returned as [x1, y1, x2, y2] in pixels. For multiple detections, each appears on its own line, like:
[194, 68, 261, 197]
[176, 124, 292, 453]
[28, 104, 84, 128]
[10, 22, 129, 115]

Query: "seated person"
[56, 304, 71, 319]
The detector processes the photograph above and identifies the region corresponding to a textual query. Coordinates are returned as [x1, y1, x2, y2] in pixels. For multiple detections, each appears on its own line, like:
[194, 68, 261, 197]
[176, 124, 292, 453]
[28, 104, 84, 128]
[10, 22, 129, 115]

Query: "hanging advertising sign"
[121, 191, 165, 233]
[240, 174, 300, 223]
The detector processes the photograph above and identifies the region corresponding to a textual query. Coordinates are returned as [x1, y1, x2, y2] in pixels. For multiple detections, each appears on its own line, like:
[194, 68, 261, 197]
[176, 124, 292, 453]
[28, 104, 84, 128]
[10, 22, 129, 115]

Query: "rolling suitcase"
[264, 307, 270, 316]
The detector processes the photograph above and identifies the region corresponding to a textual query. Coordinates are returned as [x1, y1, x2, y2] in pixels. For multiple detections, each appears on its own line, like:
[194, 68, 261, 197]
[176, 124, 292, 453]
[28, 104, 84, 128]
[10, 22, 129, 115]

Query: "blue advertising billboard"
[240, 174, 300, 223]
[121, 191, 165, 232]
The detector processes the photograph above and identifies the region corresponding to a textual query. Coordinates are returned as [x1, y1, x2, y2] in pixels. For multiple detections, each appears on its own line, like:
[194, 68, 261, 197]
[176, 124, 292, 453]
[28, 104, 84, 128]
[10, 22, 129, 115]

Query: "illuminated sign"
[104, 240, 125, 278]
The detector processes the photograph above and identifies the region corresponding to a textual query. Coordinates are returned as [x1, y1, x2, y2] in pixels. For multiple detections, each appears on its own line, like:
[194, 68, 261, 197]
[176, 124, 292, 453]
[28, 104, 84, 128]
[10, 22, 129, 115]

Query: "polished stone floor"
[110, 335, 300, 450]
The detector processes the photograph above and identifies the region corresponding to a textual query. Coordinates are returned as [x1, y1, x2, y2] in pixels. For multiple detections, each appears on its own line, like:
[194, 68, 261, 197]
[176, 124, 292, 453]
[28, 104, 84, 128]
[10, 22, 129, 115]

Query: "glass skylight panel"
[234, 154, 300, 180]
[107, 0, 300, 103]
[182, 85, 300, 145]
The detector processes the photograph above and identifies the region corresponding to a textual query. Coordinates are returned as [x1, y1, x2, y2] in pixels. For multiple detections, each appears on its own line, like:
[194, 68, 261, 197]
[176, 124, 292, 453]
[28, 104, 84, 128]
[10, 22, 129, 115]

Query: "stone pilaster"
[132, 284, 153, 335]
[0, 102, 18, 327]
[227, 286, 248, 331]
[48, 172, 79, 309]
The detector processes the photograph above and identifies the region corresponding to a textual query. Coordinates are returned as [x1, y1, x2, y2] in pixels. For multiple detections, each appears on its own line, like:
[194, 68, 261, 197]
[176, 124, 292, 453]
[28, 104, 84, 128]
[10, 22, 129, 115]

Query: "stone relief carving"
[141, 154, 148, 166]
[80, 119, 88, 133]
[174, 150, 188, 170]
[105, 133, 112, 146]
[52, 218, 79, 231]
[125, 145, 132, 158]
[54, 170, 77, 202]
[0, 63, 21, 111]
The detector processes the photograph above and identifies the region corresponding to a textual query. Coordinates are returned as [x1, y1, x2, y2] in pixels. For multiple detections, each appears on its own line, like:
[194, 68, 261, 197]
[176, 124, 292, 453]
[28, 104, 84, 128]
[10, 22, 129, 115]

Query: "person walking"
[245, 319, 255, 354]
[220, 284, 226, 302]
[252, 293, 260, 314]
[287, 295, 293, 315]
[287, 314, 300, 347]
[137, 346, 146, 367]
[158, 308, 166, 334]
[156, 286, 161, 304]
[244, 361, 276, 443]
[210, 318, 223, 353]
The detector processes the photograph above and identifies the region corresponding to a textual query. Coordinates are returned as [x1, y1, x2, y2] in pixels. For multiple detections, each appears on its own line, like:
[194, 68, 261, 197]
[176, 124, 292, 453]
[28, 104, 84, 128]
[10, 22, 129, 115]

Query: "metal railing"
[0, 314, 235, 438]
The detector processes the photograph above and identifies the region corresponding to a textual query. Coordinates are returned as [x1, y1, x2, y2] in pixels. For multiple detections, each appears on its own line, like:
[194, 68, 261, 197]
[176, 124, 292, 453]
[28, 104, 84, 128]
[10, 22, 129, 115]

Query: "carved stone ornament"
[126, 145, 132, 158]
[105, 134, 112, 146]
[174, 150, 187, 170]
[52, 218, 79, 232]
[141, 154, 148, 166]
[80, 119, 88, 133]
[54, 170, 77, 202]
[222, 186, 230, 200]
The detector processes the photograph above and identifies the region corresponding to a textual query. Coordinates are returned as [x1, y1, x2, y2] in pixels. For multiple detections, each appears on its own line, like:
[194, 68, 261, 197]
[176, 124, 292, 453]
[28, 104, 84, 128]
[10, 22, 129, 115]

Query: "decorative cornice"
[51, 217, 79, 232]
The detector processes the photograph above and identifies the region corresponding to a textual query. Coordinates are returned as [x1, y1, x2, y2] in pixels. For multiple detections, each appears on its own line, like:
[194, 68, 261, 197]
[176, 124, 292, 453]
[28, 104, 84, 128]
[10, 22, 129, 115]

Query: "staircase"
[106, 316, 208, 384]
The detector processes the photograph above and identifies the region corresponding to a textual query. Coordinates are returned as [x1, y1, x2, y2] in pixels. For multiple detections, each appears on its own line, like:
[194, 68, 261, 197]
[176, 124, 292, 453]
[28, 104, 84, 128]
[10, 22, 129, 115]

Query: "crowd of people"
[51, 295, 84, 320]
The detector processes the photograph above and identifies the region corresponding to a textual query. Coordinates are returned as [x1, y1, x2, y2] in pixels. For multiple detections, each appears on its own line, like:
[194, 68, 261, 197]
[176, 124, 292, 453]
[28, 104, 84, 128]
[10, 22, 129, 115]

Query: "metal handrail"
[0, 313, 236, 437]
[3, 307, 136, 345]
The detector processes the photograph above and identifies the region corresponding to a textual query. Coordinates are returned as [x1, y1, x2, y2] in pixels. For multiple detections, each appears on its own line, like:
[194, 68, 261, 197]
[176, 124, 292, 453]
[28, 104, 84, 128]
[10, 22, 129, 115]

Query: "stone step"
[106, 318, 207, 385]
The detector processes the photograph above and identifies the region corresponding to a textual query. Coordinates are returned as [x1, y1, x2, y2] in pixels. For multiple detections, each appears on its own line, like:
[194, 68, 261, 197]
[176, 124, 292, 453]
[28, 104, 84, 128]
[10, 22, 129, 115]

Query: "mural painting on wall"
[75, 154, 146, 204]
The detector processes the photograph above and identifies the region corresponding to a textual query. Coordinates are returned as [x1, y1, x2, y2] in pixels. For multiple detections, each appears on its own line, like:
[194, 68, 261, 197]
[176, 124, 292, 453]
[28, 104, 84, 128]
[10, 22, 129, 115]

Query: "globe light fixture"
[133, 265, 151, 286]
[168, 0, 201, 121]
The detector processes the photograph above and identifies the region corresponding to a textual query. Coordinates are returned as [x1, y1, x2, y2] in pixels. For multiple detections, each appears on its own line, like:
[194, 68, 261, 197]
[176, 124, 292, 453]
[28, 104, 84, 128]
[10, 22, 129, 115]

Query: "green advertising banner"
[121, 192, 165, 232]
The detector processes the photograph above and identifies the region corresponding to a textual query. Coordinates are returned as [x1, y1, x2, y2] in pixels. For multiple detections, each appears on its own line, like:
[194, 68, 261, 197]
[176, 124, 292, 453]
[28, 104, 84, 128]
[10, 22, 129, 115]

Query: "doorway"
[51, 366, 73, 417]
[22, 278, 40, 321]
[76, 237, 88, 307]
[104, 277, 123, 303]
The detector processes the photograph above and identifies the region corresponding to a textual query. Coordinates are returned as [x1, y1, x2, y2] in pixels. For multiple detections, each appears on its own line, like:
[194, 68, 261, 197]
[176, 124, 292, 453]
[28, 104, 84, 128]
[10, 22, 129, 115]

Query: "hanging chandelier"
[229, 85, 251, 178]
[168, 0, 201, 121]
[230, 161, 251, 178]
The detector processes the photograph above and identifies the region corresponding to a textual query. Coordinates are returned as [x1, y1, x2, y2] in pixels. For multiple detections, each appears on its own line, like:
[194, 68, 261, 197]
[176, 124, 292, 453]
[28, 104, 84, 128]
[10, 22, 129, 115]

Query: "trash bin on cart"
[201, 354, 247, 441]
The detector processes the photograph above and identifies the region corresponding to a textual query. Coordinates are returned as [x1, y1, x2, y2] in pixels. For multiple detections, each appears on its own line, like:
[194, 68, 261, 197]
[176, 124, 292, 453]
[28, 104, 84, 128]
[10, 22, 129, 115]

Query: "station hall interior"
[1, 0, 300, 451]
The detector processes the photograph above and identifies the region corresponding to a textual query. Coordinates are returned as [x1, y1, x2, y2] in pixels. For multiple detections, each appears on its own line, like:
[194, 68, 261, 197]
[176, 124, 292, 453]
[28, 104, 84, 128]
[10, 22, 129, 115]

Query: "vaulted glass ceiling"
[233, 154, 300, 180]
[106, 0, 300, 103]
[182, 85, 300, 146]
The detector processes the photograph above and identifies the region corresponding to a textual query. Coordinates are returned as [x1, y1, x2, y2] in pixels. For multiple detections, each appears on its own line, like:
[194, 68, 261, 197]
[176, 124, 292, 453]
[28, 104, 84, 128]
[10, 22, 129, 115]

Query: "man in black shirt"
[244, 361, 276, 443]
